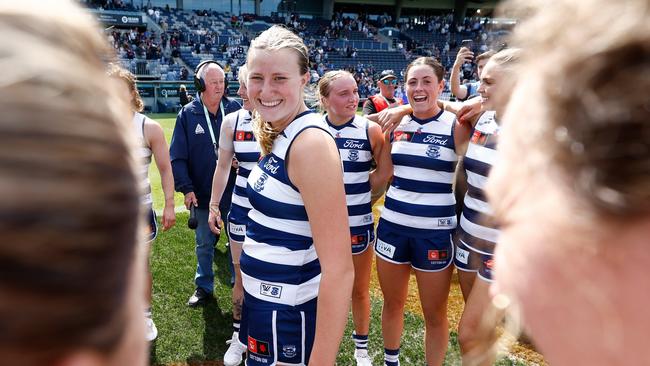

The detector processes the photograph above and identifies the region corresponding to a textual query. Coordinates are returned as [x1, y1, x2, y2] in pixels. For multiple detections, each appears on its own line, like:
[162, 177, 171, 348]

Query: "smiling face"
[478, 59, 515, 116]
[237, 79, 252, 111]
[322, 74, 359, 123]
[405, 64, 444, 118]
[247, 48, 309, 127]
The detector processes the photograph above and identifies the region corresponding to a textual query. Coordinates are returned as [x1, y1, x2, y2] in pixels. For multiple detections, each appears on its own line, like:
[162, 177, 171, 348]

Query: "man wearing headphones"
[170, 61, 241, 307]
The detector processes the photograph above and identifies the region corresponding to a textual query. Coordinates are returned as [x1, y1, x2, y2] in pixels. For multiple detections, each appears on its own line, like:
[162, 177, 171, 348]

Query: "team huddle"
[3, 0, 648, 365]
[156, 23, 521, 366]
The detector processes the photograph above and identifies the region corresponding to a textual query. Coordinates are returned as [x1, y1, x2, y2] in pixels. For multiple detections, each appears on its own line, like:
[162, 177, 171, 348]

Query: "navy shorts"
[351, 229, 375, 255]
[454, 239, 494, 282]
[145, 207, 157, 243]
[375, 222, 454, 272]
[243, 306, 316, 366]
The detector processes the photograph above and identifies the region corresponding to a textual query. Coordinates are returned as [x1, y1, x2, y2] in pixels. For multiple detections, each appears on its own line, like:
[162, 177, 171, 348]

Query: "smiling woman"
[374, 56, 476, 366]
[239, 25, 354, 366]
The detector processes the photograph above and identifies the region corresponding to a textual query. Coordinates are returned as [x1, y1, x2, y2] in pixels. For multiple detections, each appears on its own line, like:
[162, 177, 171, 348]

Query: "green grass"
[146, 113, 529, 366]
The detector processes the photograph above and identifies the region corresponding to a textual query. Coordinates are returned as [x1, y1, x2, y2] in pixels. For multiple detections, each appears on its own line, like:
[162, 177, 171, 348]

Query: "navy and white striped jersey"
[132, 112, 153, 207]
[458, 111, 500, 254]
[325, 115, 374, 236]
[379, 110, 458, 237]
[231, 109, 259, 213]
[241, 110, 330, 311]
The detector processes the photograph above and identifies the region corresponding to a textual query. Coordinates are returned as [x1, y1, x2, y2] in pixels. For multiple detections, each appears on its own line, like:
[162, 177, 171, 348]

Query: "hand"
[454, 47, 474, 68]
[208, 203, 223, 235]
[161, 205, 176, 231]
[184, 192, 197, 210]
[367, 105, 409, 132]
[457, 98, 483, 125]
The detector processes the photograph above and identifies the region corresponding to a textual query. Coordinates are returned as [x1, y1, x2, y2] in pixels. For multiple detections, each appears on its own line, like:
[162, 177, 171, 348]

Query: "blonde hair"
[0, 1, 142, 364]
[238, 64, 248, 86]
[247, 25, 310, 155]
[107, 63, 145, 112]
[494, 0, 650, 219]
[317, 70, 354, 112]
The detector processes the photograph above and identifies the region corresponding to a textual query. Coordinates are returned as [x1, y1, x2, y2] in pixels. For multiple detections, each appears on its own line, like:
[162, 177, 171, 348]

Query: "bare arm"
[368, 121, 393, 205]
[146, 120, 176, 231]
[288, 128, 354, 366]
[451, 47, 473, 101]
[366, 104, 412, 132]
[208, 116, 236, 235]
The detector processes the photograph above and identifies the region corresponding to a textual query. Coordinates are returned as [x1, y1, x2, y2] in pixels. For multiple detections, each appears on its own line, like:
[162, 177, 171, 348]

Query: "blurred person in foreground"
[0, 1, 148, 365]
[489, 0, 650, 364]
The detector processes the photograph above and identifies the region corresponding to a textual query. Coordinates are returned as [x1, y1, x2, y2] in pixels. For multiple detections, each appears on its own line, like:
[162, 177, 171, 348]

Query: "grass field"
[146, 114, 544, 365]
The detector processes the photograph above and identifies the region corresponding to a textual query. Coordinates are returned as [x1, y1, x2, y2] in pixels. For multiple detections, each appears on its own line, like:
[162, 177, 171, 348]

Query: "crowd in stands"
[88, 1, 502, 101]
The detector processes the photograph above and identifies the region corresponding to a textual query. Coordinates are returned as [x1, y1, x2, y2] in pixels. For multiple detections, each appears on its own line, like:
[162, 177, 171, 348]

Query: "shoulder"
[180, 99, 202, 117]
[223, 97, 241, 114]
[438, 110, 457, 124]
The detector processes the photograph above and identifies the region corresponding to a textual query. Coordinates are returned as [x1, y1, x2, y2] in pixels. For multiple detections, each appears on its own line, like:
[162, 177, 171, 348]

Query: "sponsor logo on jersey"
[348, 149, 359, 161]
[343, 139, 365, 150]
[375, 240, 396, 258]
[229, 223, 246, 235]
[236, 131, 255, 141]
[471, 130, 489, 145]
[194, 124, 205, 135]
[422, 134, 448, 145]
[282, 345, 297, 358]
[428, 249, 448, 261]
[438, 218, 453, 227]
[263, 156, 280, 175]
[253, 172, 269, 192]
[248, 336, 271, 356]
[393, 131, 413, 142]
[260, 282, 282, 299]
[362, 213, 373, 223]
[455, 247, 470, 265]
[426, 145, 440, 158]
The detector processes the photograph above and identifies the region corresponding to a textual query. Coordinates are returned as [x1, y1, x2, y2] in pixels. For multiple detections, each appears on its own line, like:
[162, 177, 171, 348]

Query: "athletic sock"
[233, 318, 240, 334]
[352, 331, 369, 351]
[384, 347, 400, 366]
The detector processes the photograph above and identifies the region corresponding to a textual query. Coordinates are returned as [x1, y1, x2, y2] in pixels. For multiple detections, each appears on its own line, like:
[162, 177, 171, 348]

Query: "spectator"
[179, 84, 193, 105]
[170, 61, 240, 307]
[362, 70, 402, 115]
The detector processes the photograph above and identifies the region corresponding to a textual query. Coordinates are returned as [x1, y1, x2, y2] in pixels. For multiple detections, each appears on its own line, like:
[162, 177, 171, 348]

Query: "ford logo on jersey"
[254, 172, 269, 192]
[426, 145, 440, 158]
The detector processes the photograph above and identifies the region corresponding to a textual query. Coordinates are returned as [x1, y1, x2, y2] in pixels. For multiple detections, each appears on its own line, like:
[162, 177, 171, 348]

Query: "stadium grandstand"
[83, 0, 512, 112]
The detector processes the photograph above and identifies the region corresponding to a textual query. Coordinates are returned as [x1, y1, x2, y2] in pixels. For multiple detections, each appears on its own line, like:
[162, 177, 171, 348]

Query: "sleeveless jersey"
[132, 112, 153, 206]
[231, 109, 259, 213]
[379, 110, 458, 237]
[458, 111, 500, 254]
[241, 110, 330, 310]
[325, 115, 374, 236]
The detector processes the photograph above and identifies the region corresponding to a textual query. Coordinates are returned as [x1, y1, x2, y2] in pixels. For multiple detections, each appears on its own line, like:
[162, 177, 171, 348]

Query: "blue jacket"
[170, 96, 241, 209]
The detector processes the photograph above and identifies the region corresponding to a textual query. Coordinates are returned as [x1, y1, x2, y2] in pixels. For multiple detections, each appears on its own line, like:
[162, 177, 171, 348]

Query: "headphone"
[193, 60, 224, 93]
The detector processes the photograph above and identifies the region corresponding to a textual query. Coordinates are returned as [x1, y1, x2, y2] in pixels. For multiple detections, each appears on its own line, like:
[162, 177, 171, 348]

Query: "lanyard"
[201, 100, 225, 158]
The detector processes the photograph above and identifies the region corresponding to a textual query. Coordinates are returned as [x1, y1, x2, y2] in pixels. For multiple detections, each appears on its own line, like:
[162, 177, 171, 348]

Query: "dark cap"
[378, 69, 397, 81]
